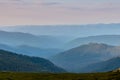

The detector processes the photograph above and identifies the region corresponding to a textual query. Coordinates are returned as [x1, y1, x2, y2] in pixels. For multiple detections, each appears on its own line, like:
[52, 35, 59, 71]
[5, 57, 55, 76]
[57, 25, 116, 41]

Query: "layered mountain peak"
[88, 43, 109, 47]
[79, 43, 111, 50]
[81, 43, 113, 53]
[65, 35, 120, 49]
[50, 43, 120, 72]
[62, 43, 113, 56]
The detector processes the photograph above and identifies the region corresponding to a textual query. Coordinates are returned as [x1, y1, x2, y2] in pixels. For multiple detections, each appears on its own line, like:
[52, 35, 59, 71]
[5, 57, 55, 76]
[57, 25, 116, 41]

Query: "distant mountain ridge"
[0, 44, 63, 58]
[0, 49, 66, 73]
[1, 23, 120, 36]
[16, 45, 63, 58]
[0, 30, 65, 49]
[50, 43, 120, 72]
[65, 35, 120, 49]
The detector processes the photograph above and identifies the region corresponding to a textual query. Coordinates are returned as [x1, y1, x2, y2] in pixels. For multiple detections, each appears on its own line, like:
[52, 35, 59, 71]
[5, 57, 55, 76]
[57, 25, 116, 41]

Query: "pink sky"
[0, 0, 120, 25]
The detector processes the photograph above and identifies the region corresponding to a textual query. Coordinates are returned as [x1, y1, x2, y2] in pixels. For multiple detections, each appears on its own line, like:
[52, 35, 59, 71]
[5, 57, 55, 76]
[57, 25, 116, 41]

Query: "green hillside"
[0, 50, 65, 73]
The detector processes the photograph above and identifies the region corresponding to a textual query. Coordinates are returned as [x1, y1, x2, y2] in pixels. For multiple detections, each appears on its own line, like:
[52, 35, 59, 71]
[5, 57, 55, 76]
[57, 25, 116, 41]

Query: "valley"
[0, 24, 120, 80]
[0, 0, 120, 79]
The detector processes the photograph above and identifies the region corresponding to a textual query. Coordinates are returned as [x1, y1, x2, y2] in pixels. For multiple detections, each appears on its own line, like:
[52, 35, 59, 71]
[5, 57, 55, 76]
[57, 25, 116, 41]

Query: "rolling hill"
[0, 30, 64, 49]
[50, 43, 120, 72]
[0, 44, 63, 58]
[16, 45, 63, 58]
[80, 57, 120, 73]
[0, 49, 66, 73]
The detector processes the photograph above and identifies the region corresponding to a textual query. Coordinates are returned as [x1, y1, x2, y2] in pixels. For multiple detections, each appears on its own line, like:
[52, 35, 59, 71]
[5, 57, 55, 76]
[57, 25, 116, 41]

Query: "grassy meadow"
[0, 72, 120, 80]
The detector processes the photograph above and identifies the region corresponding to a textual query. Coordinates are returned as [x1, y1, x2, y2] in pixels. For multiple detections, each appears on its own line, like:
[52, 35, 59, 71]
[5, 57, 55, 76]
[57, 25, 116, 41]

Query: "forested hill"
[0, 49, 66, 73]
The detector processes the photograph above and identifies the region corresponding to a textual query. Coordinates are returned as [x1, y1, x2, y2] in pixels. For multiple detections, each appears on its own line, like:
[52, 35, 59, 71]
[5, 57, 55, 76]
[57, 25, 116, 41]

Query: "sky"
[0, 0, 120, 26]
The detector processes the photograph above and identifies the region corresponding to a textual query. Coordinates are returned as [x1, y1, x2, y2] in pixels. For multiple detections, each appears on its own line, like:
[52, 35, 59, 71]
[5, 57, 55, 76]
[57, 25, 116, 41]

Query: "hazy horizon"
[0, 24, 120, 38]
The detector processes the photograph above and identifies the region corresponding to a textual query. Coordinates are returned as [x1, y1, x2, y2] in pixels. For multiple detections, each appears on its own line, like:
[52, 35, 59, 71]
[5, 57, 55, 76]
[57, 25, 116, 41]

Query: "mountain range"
[1, 42, 120, 73]
[80, 57, 120, 73]
[0, 30, 65, 49]
[0, 30, 67, 58]
[50, 43, 120, 72]
[0, 44, 62, 58]
[65, 35, 120, 49]
[1, 24, 120, 37]
[1, 24, 120, 73]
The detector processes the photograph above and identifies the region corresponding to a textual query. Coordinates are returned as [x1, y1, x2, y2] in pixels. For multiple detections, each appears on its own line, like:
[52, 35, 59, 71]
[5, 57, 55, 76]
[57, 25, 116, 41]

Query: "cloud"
[0, 0, 62, 7]
[41, 2, 61, 6]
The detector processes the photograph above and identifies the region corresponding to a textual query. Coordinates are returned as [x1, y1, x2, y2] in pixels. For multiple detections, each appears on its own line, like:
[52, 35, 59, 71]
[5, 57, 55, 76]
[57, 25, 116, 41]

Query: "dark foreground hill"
[0, 50, 66, 73]
[0, 72, 120, 80]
